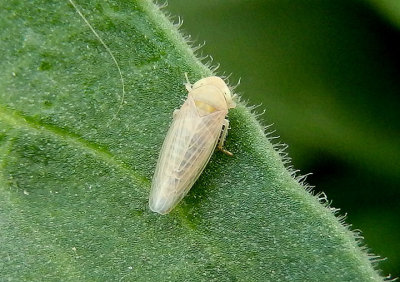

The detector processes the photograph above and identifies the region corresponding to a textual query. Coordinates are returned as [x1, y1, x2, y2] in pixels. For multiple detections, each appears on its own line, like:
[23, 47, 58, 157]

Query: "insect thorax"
[190, 85, 228, 116]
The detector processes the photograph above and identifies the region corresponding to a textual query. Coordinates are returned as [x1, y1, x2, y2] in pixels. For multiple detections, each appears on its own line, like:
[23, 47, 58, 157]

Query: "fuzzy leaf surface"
[0, 0, 382, 280]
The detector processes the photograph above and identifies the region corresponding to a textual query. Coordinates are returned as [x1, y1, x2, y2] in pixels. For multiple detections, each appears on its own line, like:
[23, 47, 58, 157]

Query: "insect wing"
[149, 95, 227, 214]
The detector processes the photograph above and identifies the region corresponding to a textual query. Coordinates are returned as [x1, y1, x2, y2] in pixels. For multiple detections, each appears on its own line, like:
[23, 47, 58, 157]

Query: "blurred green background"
[167, 0, 400, 278]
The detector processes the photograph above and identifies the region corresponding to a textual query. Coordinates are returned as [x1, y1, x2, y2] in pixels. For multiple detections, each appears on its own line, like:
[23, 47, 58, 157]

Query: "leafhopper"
[149, 74, 236, 214]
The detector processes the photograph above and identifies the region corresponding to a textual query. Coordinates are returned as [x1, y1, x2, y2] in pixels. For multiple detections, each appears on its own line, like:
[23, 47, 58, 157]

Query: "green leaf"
[0, 0, 383, 280]
[363, 0, 400, 29]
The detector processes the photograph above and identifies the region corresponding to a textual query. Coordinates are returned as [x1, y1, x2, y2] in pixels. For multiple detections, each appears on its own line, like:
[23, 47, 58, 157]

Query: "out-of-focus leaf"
[0, 0, 383, 280]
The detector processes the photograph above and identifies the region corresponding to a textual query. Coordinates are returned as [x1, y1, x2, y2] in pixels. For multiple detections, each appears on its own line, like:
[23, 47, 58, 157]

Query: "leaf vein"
[0, 104, 150, 187]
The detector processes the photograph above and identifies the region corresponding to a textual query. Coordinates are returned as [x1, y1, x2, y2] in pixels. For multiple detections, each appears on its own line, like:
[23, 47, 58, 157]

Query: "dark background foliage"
[167, 0, 400, 277]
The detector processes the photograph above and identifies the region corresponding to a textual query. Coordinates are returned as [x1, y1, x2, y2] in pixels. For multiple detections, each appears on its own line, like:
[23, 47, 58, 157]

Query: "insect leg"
[217, 119, 233, 156]
[184, 72, 192, 92]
